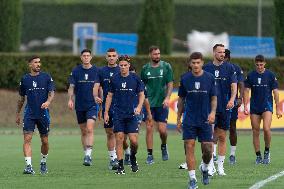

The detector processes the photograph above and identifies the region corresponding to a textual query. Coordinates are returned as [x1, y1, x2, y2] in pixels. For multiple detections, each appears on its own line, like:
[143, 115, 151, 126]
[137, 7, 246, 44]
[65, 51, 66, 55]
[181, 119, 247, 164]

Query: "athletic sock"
[202, 163, 209, 171]
[213, 144, 217, 157]
[188, 170, 196, 180]
[217, 155, 225, 167]
[264, 147, 269, 153]
[25, 157, 32, 166]
[125, 147, 131, 155]
[41, 153, 48, 163]
[256, 151, 261, 157]
[147, 149, 153, 155]
[85, 147, 92, 157]
[108, 150, 117, 161]
[230, 146, 236, 156]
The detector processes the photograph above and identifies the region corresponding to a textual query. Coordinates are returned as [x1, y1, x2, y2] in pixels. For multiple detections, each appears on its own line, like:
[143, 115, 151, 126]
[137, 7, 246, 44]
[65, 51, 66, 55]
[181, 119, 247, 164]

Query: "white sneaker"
[179, 162, 187, 169]
[217, 164, 226, 176]
[208, 163, 216, 177]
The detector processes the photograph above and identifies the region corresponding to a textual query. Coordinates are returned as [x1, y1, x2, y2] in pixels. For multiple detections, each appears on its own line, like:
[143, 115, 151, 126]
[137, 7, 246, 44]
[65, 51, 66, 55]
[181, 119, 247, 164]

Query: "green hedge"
[21, 3, 274, 43]
[1, 53, 284, 90]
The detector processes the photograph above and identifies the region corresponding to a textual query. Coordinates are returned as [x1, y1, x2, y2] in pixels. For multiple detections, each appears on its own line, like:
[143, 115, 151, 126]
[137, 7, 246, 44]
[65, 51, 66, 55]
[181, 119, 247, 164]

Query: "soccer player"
[16, 55, 55, 175]
[93, 48, 124, 169]
[104, 55, 145, 174]
[141, 46, 174, 164]
[177, 52, 217, 189]
[203, 44, 237, 176]
[213, 49, 244, 165]
[68, 49, 99, 166]
[244, 54, 282, 164]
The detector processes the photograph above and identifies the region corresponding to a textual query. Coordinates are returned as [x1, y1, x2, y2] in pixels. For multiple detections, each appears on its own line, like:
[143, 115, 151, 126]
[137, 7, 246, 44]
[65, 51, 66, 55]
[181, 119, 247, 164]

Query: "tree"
[274, 0, 284, 56]
[137, 0, 174, 55]
[0, 0, 22, 52]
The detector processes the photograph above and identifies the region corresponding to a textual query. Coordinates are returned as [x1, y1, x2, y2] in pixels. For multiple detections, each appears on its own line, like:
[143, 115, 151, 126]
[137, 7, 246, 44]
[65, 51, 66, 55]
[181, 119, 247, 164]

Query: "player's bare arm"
[134, 91, 145, 115]
[163, 81, 173, 108]
[176, 97, 185, 133]
[104, 92, 113, 124]
[243, 87, 250, 115]
[237, 81, 245, 107]
[68, 84, 75, 110]
[208, 96, 217, 124]
[16, 95, 25, 125]
[41, 91, 55, 109]
[227, 82, 237, 109]
[273, 89, 282, 119]
[93, 83, 102, 104]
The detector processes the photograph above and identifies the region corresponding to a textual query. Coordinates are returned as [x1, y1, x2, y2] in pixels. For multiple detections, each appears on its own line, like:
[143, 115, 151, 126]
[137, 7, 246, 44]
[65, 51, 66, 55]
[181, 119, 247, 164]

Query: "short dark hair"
[81, 49, 92, 55]
[225, 49, 231, 60]
[129, 64, 136, 72]
[188, 52, 203, 62]
[213, 44, 225, 51]
[255, 54, 265, 62]
[107, 48, 116, 53]
[149, 45, 159, 53]
[118, 55, 131, 63]
[28, 55, 40, 63]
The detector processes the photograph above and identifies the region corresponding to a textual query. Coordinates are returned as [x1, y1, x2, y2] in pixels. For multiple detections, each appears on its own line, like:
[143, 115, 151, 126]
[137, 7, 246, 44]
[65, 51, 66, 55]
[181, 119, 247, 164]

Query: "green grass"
[0, 128, 284, 189]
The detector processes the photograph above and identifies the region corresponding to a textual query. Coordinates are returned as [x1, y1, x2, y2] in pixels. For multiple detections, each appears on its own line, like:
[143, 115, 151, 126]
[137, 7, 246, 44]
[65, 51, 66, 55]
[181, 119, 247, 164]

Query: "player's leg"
[229, 119, 237, 164]
[146, 107, 155, 164]
[262, 111, 272, 164]
[250, 113, 262, 164]
[123, 135, 131, 165]
[115, 132, 125, 174]
[22, 117, 35, 174]
[216, 127, 227, 175]
[157, 107, 169, 161]
[126, 116, 139, 172]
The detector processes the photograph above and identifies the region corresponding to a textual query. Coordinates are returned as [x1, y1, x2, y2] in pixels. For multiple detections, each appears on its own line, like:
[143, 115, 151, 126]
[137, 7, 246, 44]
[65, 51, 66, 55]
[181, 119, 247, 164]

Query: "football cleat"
[179, 162, 188, 169]
[109, 159, 119, 170]
[161, 146, 169, 161]
[115, 167, 125, 175]
[229, 155, 236, 165]
[23, 165, 35, 175]
[188, 179, 198, 189]
[83, 155, 92, 166]
[199, 165, 209, 185]
[255, 155, 263, 165]
[262, 151, 270, 165]
[40, 162, 48, 174]
[146, 155, 154, 165]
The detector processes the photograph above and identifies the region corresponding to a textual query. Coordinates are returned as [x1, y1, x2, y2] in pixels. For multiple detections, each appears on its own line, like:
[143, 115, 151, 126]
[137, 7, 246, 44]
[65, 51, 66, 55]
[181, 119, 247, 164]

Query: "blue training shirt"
[244, 69, 278, 113]
[19, 72, 55, 119]
[69, 64, 99, 111]
[178, 71, 216, 126]
[109, 72, 144, 118]
[98, 66, 120, 109]
[203, 61, 237, 113]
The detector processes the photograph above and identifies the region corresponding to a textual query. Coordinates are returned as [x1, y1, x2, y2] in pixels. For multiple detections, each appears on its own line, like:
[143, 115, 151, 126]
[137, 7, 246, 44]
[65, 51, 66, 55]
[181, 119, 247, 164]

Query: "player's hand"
[95, 97, 102, 104]
[41, 101, 50, 109]
[244, 105, 249, 115]
[68, 99, 74, 110]
[134, 107, 142, 115]
[176, 118, 182, 133]
[104, 112, 109, 124]
[236, 97, 242, 108]
[16, 113, 21, 125]
[207, 112, 216, 124]
[276, 108, 282, 119]
[163, 97, 170, 108]
[226, 100, 234, 110]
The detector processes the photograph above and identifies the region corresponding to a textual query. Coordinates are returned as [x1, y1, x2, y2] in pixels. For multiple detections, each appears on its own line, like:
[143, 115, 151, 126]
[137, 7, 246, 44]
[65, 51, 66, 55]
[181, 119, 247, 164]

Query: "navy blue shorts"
[103, 110, 114, 128]
[23, 112, 50, 135]
[182, 123, 213, 142]
[230, 106, 238, 121]
[150, 107, 169, 123]
[250, 107, 273, 116]
[113, 116, 139, 134]
[215, 111, 231, 130]
[76, 106, 97, 124]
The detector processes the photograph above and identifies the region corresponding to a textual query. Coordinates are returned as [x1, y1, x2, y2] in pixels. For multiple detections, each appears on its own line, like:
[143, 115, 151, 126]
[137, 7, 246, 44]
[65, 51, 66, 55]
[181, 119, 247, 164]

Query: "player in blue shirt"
[203, 44, 237, 176]
[104, 55, 145, 175]
[68, 49, 99, 166]
[16, 55, 55, 175]
[244, 55, 282, 165]
[177, 52, 217, 189]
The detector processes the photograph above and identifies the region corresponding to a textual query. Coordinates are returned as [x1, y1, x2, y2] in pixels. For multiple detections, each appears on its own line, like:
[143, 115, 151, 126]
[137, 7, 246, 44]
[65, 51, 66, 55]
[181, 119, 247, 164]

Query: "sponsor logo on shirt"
[160, 69, 163, 76]
[85, 74, 88, 80]
[195, 82, 200, 89]
[110, 72, 113, 77]
[147, 72, 151, 76]
[122, 82, 126, 88]
[214, 70, 219, 77]
[258, 78, 261, 84]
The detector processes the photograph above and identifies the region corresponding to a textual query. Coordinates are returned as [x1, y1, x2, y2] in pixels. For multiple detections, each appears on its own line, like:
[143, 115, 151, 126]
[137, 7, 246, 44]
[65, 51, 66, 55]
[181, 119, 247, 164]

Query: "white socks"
[125, 147, 130, 155]
[189, 170, 196, 180]
[85, 147, 92, 157]
[108, 150, 117, 161]
[41, 153, 48, 163]
[25, 157, 32, 166]
[230, 146, 236, 156]
[213, 144, 217, 157]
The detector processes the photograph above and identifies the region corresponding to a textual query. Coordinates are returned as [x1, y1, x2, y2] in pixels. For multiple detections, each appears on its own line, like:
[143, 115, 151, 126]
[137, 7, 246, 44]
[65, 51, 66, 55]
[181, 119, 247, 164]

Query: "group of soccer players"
[15, 44, 282, 189]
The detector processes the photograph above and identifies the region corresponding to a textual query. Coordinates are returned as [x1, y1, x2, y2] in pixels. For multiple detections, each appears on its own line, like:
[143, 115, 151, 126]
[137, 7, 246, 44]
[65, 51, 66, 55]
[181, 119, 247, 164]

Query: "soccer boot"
[40, 162, 48, 174]
[109, 159, 119, 170]
[229, 155, 236, 165]
[115, 166, 125, 175]
[161, 145, 169, 161]
[23, 165, 35, 175]
[179, 162, 187, 169]
[83, 155, 92, 166]
[262, 151, 270, 164]
[146, 155, 154, 165]
[188, 179, 198, 189]
[255, 155, 263, 165]
[199, 166, 209, 185]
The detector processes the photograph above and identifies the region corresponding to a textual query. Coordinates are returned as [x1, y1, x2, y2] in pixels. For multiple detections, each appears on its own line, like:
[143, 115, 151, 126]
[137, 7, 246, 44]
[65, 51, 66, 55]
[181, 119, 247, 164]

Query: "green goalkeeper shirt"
[141, 60, 174, 107]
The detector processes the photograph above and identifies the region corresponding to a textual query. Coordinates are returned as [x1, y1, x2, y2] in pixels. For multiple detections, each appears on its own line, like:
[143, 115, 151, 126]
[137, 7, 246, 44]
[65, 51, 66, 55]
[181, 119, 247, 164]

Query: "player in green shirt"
[141, 46, 174, 164]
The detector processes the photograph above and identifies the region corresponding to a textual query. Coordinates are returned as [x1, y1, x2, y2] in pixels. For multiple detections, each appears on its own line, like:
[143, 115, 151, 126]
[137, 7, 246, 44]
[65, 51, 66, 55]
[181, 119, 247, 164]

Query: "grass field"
[0, 128, 284, 189]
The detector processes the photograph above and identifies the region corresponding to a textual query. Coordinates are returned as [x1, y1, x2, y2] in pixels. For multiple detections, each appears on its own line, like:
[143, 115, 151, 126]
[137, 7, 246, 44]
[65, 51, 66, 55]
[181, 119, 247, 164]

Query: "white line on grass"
[249, 170, 284, 189]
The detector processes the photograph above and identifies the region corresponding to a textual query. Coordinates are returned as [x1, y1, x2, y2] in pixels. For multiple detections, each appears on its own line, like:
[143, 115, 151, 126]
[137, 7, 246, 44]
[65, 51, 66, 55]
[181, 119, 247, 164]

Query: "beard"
[152, 58, 160, 64]
[33, 67, 40, 72]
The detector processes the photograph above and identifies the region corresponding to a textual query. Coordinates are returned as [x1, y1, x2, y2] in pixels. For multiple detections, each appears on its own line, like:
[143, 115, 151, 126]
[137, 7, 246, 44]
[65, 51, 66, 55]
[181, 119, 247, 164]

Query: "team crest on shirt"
[122, 82, 126, 88]
[110, 72, 113, 77]
[160, 69, 163, 76]
[85, 74, 88, 80]
[214, 70, 219, 77]
[147, 72, 151, 76]
[258, 78, 261, 84]
[195, 82, 200, 89]
[33, 81, 37, 88]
